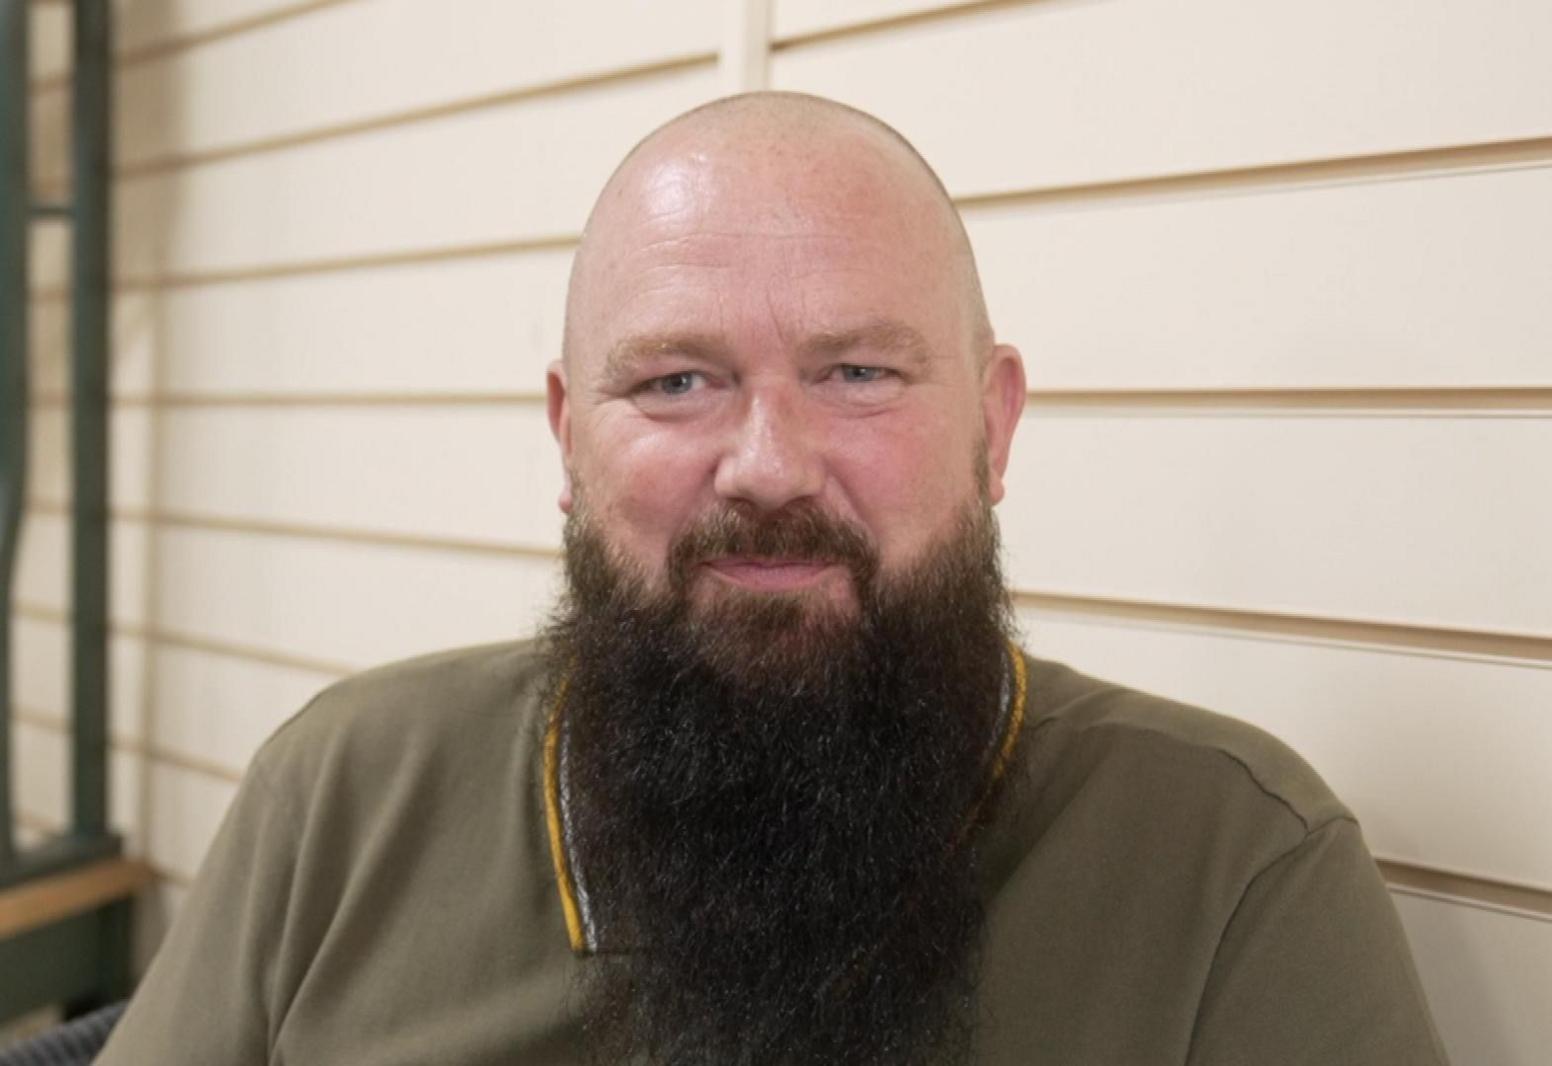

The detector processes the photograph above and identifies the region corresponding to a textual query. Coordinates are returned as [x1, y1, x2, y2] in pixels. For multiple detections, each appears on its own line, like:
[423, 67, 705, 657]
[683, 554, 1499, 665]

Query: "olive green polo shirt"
[97, 640, 1447, 1064]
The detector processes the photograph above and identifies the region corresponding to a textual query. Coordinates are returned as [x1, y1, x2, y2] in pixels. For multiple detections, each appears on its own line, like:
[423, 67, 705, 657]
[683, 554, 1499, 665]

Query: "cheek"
[575, 421, 716, 558]
[830, 411, 981, 545]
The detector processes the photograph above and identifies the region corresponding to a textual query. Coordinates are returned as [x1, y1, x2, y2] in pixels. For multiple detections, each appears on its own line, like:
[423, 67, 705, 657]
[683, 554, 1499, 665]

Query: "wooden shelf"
[0, 858, 153, 942]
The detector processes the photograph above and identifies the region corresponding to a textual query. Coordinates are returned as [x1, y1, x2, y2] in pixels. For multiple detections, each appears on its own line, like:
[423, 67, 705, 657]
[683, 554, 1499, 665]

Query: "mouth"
[701, 556, 847, 593]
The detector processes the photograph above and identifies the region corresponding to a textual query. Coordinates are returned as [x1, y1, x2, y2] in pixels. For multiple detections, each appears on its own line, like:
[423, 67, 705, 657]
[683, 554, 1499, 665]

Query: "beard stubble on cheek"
[545, 495, 1020, 1066]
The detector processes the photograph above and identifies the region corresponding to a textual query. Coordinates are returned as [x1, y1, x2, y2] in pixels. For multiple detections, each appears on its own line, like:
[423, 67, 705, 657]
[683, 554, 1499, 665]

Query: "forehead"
[570, 126, 968, 367]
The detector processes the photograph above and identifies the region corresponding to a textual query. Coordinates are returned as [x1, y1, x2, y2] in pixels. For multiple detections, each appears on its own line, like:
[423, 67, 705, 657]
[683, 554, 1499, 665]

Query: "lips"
[666, 504, 878, 596]
[702, 556, 844, 592]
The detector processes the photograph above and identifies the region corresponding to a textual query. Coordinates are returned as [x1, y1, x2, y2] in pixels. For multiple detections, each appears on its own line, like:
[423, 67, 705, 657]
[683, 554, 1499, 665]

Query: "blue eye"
[838, 365, 887, 383]
[656, 372, 699, 395]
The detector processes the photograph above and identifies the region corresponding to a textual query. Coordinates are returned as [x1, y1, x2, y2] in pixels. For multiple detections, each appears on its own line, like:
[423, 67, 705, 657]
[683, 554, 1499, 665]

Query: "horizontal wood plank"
[772, 0, 994, 42]
[30, 246, 570, 399]
[0, 858, 155, 941]
[29, 76, 71, 182]
[26, 1, 71, 83]
[11, 617, 147, 743]
[772, 0, 1552, 198]
[142, 642, 332, 773]
[970, 164, 1552, 389]
[109, 63, 717, 281]
[1394, 893, 1552, 1065]
[30, 403, 565, 550]
[115, 0, 350, 57]
[1382, 864, 1552, 923]
[10, 722, 144, 853]
[1005, 416, 1552, 637]
[108, 0, 719, 170]
[12, 513, 149, 631]
[29, 223, 69, 292]
[16, 513, 561, 667]
[18, 762, 244, 886]
[14, 616, 332, 773]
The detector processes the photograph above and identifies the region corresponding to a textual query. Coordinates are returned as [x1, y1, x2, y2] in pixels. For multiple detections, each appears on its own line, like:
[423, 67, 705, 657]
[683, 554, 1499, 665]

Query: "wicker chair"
[0, 1002, 125, 1066]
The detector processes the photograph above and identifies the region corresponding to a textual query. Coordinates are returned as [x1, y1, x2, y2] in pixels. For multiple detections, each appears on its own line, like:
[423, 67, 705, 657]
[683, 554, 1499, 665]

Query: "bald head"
[545, 89, 1027, 599]
[563, 92, 992, 370]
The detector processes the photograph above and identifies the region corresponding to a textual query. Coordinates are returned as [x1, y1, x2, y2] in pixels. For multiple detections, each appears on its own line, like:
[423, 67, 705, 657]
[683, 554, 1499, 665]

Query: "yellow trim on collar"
[993, 638, 1028, 787]
[543, 675, 586, 953]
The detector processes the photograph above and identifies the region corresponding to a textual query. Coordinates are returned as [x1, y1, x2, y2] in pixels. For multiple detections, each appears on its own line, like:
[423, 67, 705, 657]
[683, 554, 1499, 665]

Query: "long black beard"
[545, 499, 1017, 1066]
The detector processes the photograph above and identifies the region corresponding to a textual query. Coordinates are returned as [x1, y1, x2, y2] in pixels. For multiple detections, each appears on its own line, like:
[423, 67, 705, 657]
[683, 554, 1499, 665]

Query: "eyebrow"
[801, 319, 933, 371]
[602, 333, 726, 384]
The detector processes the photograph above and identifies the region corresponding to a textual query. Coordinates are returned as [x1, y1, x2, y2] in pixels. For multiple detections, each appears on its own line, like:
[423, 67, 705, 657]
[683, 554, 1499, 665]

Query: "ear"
[546, 359, 575, 514]
[979, 344, 1026, 505]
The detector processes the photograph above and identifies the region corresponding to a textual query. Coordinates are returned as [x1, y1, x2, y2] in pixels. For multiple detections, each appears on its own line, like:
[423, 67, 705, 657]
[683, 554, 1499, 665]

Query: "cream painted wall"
[16, 1, 1552, 1061]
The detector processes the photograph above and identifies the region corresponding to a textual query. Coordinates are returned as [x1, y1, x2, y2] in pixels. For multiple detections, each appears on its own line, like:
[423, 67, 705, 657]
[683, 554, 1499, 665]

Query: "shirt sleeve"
[1185, 817, 1450, 1066]
[95, 761, 300, 1065]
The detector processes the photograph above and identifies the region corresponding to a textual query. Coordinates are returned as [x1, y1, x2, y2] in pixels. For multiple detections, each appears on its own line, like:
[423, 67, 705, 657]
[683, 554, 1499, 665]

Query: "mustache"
[666, 504, 880, 589]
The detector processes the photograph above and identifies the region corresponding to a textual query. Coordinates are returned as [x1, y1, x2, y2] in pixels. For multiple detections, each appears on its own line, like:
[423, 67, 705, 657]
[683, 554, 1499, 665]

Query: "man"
[98, 93, 1446, 1064]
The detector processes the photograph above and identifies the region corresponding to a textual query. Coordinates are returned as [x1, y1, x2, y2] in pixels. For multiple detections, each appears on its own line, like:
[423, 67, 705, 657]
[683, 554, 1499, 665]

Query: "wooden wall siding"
[16, 617, 329, 772]
[29, 0, 360, 73]
[27, 223, 67, 292]
[969, 166, 1552, 390]
[25, 0, 71, 81]
[31, 245, 575, 399]
[29, 404, 567, 551]
[1004, 417, 1552, 636]
[772, 0, 1000, 43]
[108, 0, 358, 59]
[109, 0, 720, 172]
[14, 1, 1551, 1060]
[16, 514, 562, 668]
[1394, 894, 1552, 1066]
[31, 162, 1552, 402]
[771, 0, 1552, 197]
[12, 622, 145, 742]
[107, 64, 716, 283]
[10, 723, 142, 855]
[30, 0, 720, 182]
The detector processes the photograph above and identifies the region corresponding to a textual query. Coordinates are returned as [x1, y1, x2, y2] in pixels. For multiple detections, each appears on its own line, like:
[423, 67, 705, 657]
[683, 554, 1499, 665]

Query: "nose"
[713, 383, 825, 512]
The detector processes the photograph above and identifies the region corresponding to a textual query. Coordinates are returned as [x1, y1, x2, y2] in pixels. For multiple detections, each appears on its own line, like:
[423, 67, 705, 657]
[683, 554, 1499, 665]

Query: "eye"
[648, 371, 702, 396]
[817, 363, 905, 410]
[836, 364, 890, 384]
[630, 370, 719, 417]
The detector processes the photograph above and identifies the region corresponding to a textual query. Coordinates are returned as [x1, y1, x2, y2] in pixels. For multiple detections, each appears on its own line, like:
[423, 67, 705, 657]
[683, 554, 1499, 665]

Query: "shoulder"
[249, 638, 555, 791]
[980, 653, 1440, 1063]
[1016, 652, 1350, 849]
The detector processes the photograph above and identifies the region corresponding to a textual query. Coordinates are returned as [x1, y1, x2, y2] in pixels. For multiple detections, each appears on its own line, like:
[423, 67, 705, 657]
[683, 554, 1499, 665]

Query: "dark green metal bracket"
[1, 0, 128, 1021]
[1, 0, 31, 872]
[2, 0, 115, 863]
[70, 0, 114, 847]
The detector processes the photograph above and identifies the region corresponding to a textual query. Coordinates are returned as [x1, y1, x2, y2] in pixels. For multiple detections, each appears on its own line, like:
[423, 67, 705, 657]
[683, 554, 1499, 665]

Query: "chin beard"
[545, 498, 1018, 1066]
